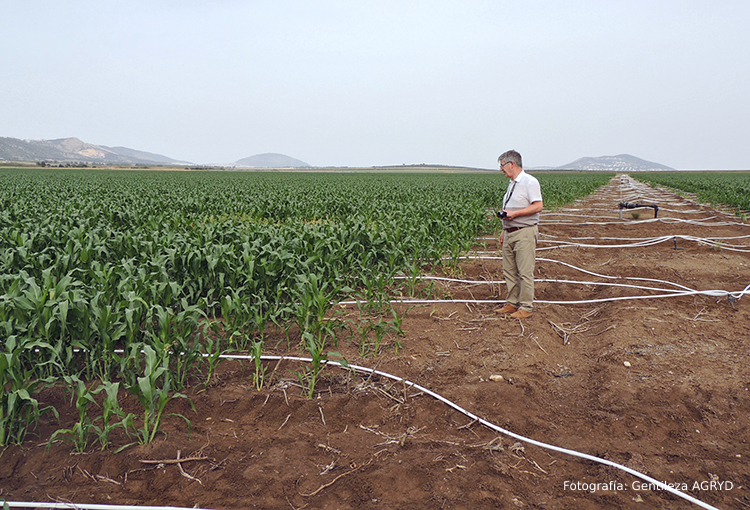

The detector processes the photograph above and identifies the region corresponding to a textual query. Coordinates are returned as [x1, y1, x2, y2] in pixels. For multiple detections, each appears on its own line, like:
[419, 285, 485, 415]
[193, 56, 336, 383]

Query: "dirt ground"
[2, 175, 749, 510]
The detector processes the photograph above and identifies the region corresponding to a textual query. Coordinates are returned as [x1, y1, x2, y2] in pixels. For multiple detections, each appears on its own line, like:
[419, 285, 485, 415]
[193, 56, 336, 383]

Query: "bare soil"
[2, 176, 749, 510]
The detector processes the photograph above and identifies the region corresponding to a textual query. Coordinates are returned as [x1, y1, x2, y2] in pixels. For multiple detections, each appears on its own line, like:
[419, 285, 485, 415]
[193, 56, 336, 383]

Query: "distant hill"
[102, 145, 189, 165]
[558, 154, 674, 171]
[234, 153, 310, 168]
[0, 137, 189, 166]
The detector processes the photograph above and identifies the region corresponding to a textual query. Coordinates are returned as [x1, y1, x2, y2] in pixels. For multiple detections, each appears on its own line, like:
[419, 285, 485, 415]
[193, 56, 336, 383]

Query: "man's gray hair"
[498, 150, 522, 169]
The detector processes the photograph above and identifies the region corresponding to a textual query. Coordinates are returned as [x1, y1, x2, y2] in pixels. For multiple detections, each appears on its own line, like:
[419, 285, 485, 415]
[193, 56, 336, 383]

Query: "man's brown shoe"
[510, 309, 532, 319]
[495, 304, 517, 314]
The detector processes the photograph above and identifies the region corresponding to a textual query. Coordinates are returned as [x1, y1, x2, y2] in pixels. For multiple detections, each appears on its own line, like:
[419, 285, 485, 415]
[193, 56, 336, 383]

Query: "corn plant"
[252, 295, 271, 345]
[376, 324, 400, 355]
[0, 336, 59, 446]
[250, 339, 267, 391]
[200, 331, 229, 390]
[124, 345, 194, 446]
[116, 341, 146, 389]
[94, 380, 131, 450]
[294, 332, 348, 399]
[5, 269, 77, 344]
[47, 377, 129, 453]
[122, 292, 149, 344]
[146, 301, 205, 390]
[347, 318, 375, 357]
[348, 305, 409, 358]
[218, 289, 252, 349]
[87, 292, 127, 380]
[292, 273, 349, 398]
[293, 273, 344, 346]
[356, 274, 392, 316]
[48, 376, 98, 453]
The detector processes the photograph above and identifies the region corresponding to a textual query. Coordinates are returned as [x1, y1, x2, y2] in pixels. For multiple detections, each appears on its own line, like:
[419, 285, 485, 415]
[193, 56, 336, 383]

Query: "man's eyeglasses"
[499, 161, 510, 169]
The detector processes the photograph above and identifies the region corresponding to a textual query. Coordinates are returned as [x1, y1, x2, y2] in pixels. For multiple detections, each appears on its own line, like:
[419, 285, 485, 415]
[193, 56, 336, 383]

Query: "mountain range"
[0, 137, 313, 168]
[1, 136, 672, 171]
[0, 137, 190, 166]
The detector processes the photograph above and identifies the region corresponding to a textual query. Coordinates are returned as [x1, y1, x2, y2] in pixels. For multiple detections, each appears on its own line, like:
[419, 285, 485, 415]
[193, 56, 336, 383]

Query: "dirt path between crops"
[2, 175, 749, 510]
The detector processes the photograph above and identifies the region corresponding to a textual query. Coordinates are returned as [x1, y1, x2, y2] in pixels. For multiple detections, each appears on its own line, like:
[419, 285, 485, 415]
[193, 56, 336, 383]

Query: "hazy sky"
[3, 1, 749, 169]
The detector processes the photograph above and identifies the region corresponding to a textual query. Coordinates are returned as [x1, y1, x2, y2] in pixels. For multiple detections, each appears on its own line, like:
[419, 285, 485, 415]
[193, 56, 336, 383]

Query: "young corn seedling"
[115, 341, 146, 389]
[357, 274, 391, 316]
[295, 330, 348, 399]
[147, 301, 205, 390]
[348, 318, 375, 358]
[219, 289, 251, 350]
[292, 273, 349, 398]
[87, 292, 127, 381]
[403, 263, 422, 298]
[246, 294, 273, 390]
[382, 305, 410, 355]
[250, 339, 267, 391]
[124, 345, 194, 446]
[348, 304, 410, 358]
[48, 375, 98, 453]
[0, 336, 59, 446]
[48, 377, 131, 452]
[93, 380, 131, 450]
[200, 333, 228, 390]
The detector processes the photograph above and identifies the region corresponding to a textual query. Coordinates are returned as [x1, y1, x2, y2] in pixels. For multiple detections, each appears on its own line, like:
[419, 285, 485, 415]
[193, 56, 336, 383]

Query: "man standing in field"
[495, 150, 543, 319]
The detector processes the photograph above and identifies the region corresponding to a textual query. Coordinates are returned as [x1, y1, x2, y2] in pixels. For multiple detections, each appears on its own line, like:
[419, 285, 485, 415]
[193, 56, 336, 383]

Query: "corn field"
[0, 167, 611, 447]
[635, 171, 750, 216]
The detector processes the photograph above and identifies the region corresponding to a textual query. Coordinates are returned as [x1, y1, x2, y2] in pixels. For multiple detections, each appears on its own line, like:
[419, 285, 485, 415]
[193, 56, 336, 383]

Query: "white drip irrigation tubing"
[397, 255, 703, 293]
[8, 319, 734, 507]
[475, 255, 745, 298]
[491, 216, 749, 228]
[541, 213, 624, 221]
[2, 504, 218, 510]
[566, 234, 750, 242]
[503, 257, 693, 291]
[494, 232, 750, 251]
[537, 235, 750, 252]
[340, 286, 750, 307]
[377, 257, 750, 305]
[547, 206, 703, 214]
[254, 355, 723, 510]
[14, 355, 718, 509]
[3, 356, 725, 510]
[396, 275, 695, 294]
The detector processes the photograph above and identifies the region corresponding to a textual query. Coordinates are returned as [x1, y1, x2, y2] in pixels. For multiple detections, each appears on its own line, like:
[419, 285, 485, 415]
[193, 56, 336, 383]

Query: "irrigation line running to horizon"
[533, 234, 750, 252]
[481, 216, 750, 235]
[339, 287, 750, 307]
[376, 253, 749, 306]
[457, 255, 747, 296]
[397, 275, 698, 295]
[244, 355, 722, 510]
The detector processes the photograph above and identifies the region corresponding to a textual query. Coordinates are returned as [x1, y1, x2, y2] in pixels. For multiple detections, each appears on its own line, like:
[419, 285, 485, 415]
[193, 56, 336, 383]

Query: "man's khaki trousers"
[502, 225, 538, 312]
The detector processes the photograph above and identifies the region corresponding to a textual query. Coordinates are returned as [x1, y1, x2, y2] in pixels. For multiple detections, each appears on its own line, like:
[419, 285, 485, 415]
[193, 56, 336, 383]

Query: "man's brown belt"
[504, 225, 536, 233]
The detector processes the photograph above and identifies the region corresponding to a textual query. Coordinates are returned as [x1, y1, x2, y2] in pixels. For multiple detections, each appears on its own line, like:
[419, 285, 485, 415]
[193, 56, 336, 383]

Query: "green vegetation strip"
[636, 171, 750, 216]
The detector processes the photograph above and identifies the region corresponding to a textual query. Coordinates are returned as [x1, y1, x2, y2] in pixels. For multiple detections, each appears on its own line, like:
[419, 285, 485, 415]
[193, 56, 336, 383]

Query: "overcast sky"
[3, 1, 749, 169]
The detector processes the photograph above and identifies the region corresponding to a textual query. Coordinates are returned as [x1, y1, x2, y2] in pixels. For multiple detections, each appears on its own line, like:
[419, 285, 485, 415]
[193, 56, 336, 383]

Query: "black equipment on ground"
[618, 202, 659, 218]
